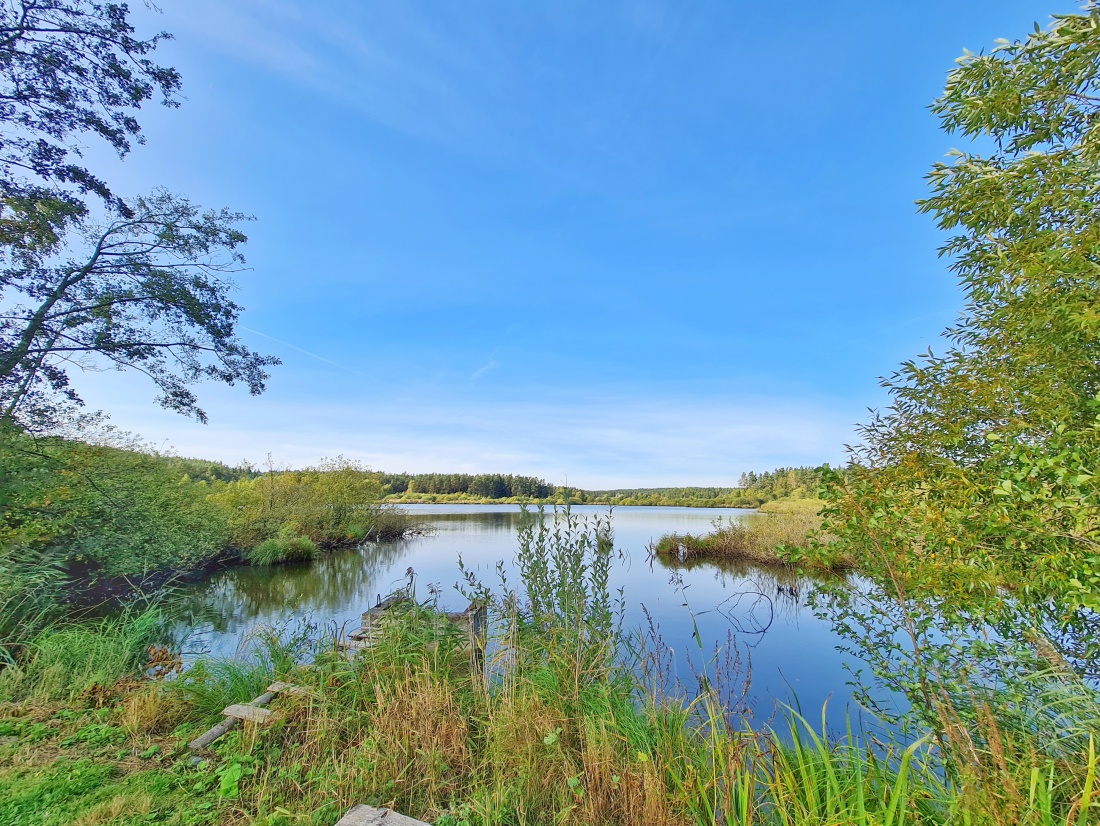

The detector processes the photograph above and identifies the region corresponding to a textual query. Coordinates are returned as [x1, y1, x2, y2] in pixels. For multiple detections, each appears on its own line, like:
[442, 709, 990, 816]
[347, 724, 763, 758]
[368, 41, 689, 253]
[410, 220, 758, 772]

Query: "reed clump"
[245, 532, 318, 566]
[654, 503, 847, 571]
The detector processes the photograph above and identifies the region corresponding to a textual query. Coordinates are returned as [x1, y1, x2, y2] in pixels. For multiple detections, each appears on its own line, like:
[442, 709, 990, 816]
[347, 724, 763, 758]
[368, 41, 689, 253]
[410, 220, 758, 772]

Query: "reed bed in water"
[653, 501, 849, 572]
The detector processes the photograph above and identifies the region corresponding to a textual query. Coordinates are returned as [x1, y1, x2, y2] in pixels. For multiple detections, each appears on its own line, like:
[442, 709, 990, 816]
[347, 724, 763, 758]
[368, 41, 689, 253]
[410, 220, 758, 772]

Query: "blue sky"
[74, 0, 1078, 487]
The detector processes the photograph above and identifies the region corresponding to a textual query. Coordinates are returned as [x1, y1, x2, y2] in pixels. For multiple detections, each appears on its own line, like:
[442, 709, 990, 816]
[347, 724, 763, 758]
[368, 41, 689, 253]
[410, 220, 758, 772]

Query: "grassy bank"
[652, 500, 848, 573]
[0, 621, 954, 826]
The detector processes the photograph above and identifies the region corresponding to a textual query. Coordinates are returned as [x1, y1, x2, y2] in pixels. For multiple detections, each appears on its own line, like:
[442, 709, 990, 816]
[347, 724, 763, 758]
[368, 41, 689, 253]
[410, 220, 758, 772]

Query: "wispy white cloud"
[166, 2, 321, 79]
[161, 0, 507, 145]
[471, 360, 499, 381]
[154, 0, 676, 183]
[239, 326, 369, 379]
[79, 372, 859, 487]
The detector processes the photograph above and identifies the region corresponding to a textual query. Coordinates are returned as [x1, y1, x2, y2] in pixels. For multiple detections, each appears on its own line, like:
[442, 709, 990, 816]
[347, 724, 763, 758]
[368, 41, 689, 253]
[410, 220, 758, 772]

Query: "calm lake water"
[179, 504, 891, 726]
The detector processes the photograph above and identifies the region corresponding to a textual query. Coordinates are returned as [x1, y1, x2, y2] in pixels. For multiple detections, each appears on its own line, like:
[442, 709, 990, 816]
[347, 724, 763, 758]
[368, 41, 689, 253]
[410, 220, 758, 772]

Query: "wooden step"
[188, 682, 303, 751]
[335, 804, 428, 825]
[222, 703, 273, 723]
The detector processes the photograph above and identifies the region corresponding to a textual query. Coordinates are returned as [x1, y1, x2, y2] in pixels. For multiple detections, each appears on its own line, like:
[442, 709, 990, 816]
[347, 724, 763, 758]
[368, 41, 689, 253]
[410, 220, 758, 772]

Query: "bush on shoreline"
[0, 430, 420, 661]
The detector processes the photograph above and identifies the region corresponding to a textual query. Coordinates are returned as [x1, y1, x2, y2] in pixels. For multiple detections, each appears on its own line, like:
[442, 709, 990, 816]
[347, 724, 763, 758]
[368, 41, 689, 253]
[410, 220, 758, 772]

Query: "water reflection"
[183, 541, 408, 631]
[420, 509, 523, 532]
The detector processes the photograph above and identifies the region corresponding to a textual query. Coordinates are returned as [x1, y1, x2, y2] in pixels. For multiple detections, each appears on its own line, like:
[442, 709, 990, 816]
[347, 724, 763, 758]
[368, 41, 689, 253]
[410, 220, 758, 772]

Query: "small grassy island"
[651, 499, 851, 573]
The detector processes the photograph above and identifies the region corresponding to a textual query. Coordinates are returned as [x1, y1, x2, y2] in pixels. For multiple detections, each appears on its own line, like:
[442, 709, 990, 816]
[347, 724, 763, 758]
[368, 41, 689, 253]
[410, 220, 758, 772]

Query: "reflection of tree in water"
[1002, 602, 1100, 681]
[417, 511, 524, 534]
[177, 540, 409, 636]
[816, 579, 1100, 744]
[417, 508, 602, 536]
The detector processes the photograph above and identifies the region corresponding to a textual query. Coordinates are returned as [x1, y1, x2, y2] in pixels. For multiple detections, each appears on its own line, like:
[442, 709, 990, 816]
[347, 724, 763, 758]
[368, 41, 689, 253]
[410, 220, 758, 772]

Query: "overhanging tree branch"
[0, 190, 279, 427]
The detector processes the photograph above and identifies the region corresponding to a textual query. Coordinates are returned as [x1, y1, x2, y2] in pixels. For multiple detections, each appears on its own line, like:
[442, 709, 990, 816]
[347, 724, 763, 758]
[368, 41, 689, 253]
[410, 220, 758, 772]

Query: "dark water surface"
[179, 505, 886, 724]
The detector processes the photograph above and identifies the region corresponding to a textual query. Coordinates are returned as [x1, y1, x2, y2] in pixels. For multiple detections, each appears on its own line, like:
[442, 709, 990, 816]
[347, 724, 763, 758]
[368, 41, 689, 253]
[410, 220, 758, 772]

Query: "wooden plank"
[360, 592, 408, 627]
[189, 688, 280, 751]
[374, 591, 408, 611]
[222, 703, 274, 723]
[338, 638, 373, 651]
[445, 600, 488, 652]
[264, 681, 307, 696]
[347, 593, 486, 662]
[187, 716, 239, 751]
[346, 591, 409, 654]
[335, 804, 430, 826]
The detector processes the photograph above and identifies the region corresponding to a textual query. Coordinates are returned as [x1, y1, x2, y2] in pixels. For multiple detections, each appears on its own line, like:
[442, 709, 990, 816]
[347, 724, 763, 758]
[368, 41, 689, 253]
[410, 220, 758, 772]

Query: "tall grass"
[185, 602, 951, 825]
[0, 606, 165, 702]
[654, 507, 845, 571]
[0, 546, 68, 665]
[171, 620, 316, 721]
[245, 533, 318, 566]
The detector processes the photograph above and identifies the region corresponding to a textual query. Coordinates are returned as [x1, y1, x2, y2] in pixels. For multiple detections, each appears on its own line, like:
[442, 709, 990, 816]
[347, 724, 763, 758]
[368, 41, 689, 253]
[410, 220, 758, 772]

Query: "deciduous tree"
[0, 190, 279, 426]
[0, 0, 181, 207]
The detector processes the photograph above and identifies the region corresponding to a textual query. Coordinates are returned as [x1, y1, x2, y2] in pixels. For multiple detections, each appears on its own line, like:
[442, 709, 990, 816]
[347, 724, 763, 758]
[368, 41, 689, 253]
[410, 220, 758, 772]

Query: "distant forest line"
[162, 460, 823, 508]
[378, 466, 821, 507]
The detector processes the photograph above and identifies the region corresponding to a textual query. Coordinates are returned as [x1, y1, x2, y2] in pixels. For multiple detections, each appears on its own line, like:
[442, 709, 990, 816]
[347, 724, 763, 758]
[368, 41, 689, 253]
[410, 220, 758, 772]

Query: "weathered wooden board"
[187, 716, 239, 751]
[339, 591, 408, 654]
[188, 683, 303, 750]
[447, 600, 487, 651]
[341, 594, 488, 672]
[360, 592, 409, 628]
[334, 804, 429, 825]
[266, 681, 310, 696]
[223, 703, 273, 723]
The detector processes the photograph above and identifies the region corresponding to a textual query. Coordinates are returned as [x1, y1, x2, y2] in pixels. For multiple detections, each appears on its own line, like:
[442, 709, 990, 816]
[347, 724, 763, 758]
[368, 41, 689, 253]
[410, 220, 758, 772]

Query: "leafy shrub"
[0, 426, 229, 577]
[210, 456, 390, 548]
[366, 505, 417, 541]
